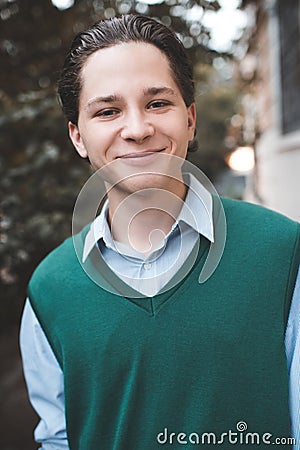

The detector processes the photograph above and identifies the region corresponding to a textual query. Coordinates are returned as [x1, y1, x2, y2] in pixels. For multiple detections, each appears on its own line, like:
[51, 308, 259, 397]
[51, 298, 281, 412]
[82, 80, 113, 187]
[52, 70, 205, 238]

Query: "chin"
[113, 173, 173, 195]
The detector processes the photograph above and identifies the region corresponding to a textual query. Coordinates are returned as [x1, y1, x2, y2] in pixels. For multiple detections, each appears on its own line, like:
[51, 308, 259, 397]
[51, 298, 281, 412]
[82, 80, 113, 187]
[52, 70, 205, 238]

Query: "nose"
[120, 110, 154, 143]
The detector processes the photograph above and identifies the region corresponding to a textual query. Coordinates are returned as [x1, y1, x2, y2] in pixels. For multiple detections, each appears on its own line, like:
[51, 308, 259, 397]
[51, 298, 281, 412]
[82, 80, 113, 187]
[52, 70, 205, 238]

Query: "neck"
[106, 177, 187, 255]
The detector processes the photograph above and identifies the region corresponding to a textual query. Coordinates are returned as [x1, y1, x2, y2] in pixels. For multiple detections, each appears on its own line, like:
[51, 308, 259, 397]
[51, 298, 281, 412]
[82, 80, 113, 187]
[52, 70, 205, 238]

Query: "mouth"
[117, 148, 166, 159]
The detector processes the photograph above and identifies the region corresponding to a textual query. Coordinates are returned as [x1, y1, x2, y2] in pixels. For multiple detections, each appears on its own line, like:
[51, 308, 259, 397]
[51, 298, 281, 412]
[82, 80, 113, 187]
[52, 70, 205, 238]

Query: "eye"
[96, 108, 120, 118]
[147, 100, 171, 109]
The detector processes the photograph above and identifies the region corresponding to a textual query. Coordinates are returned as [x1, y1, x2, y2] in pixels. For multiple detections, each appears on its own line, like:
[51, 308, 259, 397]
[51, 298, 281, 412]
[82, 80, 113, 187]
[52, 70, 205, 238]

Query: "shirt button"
[143, 262, 151, 270]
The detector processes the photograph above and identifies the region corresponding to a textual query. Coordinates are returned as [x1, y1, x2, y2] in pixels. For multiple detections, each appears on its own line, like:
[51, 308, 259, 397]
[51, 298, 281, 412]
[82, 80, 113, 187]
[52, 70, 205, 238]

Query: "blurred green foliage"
[0, 0, 241, 333]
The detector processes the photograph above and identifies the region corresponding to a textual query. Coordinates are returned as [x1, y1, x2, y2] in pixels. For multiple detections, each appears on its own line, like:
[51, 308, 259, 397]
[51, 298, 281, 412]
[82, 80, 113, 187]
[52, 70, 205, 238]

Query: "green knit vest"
[28, 198, 300, 449]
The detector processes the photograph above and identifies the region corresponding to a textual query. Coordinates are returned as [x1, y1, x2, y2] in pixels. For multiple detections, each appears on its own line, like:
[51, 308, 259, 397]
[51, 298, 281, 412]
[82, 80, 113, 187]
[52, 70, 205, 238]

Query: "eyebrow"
[143, 86, 177, 97]
[86, 94, 122, 110]
[85, 86, 177, 111]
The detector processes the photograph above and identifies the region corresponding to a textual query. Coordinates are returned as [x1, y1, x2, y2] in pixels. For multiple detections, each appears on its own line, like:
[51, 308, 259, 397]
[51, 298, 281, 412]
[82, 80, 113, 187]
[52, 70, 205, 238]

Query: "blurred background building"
[240, 0, 300, 221]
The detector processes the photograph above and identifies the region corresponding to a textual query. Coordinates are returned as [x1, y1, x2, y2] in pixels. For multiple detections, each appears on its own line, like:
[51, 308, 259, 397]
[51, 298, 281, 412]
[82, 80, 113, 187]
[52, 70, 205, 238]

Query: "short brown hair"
[57, 14, 195, 126]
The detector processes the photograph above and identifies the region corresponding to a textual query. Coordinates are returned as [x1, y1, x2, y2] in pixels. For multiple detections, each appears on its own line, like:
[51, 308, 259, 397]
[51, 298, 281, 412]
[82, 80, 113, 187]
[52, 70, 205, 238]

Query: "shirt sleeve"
[285, 265, 300, 449]
[20, 298, 69, 450]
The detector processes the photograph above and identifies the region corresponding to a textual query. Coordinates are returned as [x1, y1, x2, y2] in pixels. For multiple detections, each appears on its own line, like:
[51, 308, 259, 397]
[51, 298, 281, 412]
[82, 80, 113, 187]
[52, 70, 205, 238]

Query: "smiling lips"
[118, 148, 165, 159]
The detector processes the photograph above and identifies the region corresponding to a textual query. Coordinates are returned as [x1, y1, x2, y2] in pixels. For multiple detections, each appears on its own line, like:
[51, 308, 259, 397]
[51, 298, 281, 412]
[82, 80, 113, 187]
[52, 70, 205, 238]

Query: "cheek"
[160, 113, 189, 138]
[83, 126, 111, 152]
[176, 120, 191, 143]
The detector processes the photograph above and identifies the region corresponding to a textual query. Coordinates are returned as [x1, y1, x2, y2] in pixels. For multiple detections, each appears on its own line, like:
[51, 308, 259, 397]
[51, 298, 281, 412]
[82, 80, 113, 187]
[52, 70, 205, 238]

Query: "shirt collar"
[177, 172, 214, 242]
[82, 173, 214, 263]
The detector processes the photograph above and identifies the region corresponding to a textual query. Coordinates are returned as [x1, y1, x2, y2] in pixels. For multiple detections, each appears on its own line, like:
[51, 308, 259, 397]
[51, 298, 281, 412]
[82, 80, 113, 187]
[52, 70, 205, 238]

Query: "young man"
[20, 15, 300, 449]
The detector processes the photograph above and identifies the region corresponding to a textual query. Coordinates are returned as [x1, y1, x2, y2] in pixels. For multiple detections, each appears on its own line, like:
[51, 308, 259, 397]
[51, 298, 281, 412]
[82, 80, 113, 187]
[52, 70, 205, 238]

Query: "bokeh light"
[226, 146, 255, 173]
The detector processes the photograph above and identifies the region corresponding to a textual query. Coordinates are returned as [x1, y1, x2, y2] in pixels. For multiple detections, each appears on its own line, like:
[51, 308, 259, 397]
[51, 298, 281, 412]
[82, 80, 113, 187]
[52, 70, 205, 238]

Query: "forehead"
[82, 41, 171, 71]
[79, 42, 178, 98]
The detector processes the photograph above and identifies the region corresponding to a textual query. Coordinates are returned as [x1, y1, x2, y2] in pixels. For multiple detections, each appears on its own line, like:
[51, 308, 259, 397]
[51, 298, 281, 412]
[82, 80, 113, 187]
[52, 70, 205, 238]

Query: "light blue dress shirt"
[20, 175, 300, 450]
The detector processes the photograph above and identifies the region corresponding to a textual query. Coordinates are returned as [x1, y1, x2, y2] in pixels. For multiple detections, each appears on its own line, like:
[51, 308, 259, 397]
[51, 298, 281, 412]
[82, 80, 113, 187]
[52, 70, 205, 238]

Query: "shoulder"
[220, 197, 300, 234]
[219, 197, 300, 259]
[28, 224, 90, 295]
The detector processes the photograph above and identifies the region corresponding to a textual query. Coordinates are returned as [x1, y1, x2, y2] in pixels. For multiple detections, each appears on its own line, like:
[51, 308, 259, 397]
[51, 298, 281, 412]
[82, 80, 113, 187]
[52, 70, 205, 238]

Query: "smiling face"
[69, 42, 196, 196]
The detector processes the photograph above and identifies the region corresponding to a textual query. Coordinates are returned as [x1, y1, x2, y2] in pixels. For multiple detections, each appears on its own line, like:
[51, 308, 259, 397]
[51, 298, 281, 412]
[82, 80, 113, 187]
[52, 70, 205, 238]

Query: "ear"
[187, 103, 197, 141]
[68, 122, 88, 158]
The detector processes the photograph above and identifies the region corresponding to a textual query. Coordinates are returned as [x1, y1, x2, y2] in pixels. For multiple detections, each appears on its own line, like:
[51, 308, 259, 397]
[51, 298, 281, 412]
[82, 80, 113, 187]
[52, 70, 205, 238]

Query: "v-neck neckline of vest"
[81, 233, 210, 317]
